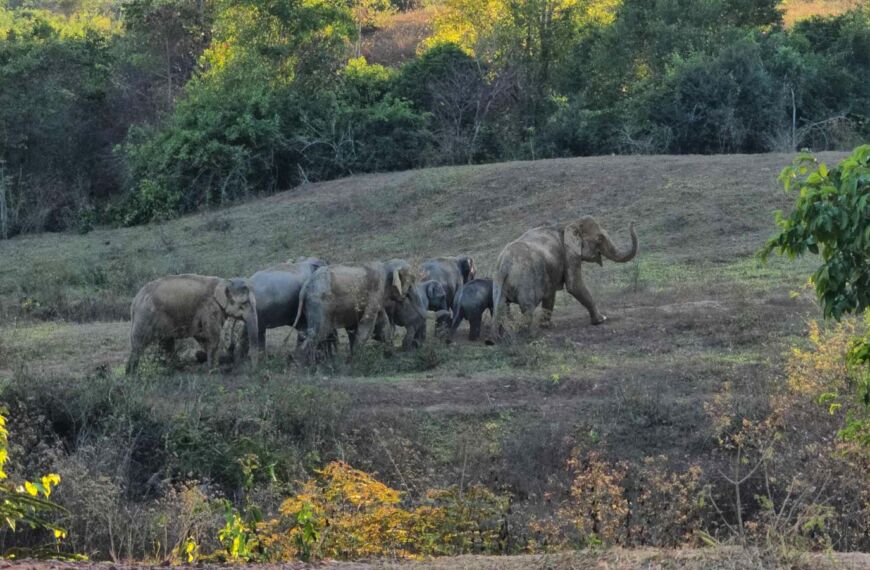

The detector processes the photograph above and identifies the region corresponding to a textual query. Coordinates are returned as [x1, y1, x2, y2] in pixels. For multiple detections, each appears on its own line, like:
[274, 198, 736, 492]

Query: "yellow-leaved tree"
[0, 413, 67, 553]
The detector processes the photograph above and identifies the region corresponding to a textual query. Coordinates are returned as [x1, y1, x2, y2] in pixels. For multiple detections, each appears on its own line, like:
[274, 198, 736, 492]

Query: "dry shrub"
[702, 318, 870, 553]
[557, 450, 629, 547]
[258, 461, 509, 561]
[409, 485, 508, 556]
[628, 456, 704, 547]
[50, 445, 223, 563]
[528, 451, 705, 551]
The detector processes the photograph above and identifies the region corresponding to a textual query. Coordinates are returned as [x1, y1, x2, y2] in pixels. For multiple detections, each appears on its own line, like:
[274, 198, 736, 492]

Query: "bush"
[259, 461, 509, 560]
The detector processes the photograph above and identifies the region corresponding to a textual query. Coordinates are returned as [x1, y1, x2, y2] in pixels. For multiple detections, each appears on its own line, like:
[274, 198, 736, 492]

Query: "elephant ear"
[214, 281, 230, 311]
[563, 222, 585, 262]
[458, 256, 475, 282]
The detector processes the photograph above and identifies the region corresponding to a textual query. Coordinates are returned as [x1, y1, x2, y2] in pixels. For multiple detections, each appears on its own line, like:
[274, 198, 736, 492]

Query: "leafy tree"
[762, 146, 870, 319]
[0, 7, 119, 233]
[762, 145, 870, 446]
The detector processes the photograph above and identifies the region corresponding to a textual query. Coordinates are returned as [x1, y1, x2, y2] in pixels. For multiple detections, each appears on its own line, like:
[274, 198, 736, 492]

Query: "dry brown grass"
[8, 549, 870, 569]
[782, 0, 864, 26]
[360, 8, 434, 66]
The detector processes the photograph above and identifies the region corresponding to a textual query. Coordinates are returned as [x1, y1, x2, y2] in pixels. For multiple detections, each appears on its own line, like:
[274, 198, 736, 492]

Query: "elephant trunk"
[245, 307, 259, 367]
[601, 223, 638, 263]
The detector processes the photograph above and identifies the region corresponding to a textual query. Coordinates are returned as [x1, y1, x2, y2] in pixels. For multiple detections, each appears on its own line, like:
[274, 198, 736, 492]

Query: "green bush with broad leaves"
[762, 145, 870, 448]
[762, 145, 870, 319]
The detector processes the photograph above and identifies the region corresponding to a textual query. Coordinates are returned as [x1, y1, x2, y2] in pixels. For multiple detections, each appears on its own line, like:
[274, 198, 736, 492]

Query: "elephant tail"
[292, 280, 309, 330]
[491, 270, 506, 325]
[451, 286, 465, 331]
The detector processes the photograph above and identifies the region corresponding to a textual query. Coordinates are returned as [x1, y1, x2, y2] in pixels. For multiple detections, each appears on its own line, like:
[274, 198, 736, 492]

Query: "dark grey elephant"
[451, 278, 493, 341]
[242, 256, 327, 354]
[420, 255, 476, 311]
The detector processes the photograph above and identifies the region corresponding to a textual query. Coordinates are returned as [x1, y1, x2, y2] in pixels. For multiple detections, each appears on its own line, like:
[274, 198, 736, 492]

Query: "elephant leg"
[295, 330, 318, 365]
[257, 328, 267, 352]
[344, 328, 356, 357]
[567, 278, 606, 325]
[126, 318, 153, 375]
[403, 321, 425, 351]
[469, 312, 482, 341]
[323, 330, 339, 358]
[377, 311, 396, 356]
[204, 341, 219, 372]
[540, 293, 556, 329]
[159, 337, 183, 369]
[350, 311, 381, 358]
[519, 304, 535, 335]
[372, 316, 388, 343]
[126, 343, 144, 376]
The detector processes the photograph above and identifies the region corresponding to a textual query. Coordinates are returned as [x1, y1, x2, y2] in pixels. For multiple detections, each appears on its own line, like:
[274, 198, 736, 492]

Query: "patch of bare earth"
[6, 549, 870, 569]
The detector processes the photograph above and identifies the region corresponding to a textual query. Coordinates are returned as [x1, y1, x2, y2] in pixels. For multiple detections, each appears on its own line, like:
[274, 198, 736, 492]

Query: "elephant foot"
[539, 320, 553, 329]
[591, 314, 608, 325]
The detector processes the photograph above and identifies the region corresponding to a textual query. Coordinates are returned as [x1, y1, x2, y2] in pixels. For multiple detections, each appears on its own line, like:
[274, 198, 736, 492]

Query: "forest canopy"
[1, 0, 869, 234]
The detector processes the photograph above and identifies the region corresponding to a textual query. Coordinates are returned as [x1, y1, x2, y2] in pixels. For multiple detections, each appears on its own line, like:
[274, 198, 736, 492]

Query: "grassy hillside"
[0, 152, 860, 560]
[0, 151, 833, 449]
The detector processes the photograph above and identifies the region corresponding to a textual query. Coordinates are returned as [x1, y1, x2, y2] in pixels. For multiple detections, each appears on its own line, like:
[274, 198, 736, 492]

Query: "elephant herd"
[125, 216, 638, 375]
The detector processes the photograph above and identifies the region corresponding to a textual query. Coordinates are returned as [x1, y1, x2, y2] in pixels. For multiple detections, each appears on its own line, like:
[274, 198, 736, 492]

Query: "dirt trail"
[6, 549, 870, 570]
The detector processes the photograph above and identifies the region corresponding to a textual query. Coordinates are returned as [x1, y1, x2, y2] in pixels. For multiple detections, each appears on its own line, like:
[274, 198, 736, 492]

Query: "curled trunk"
[601, 223, 638, 263]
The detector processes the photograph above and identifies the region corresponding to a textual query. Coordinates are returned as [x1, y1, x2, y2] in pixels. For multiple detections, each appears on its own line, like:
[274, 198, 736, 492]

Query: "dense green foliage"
[1, 0, 869, 231]
[763, 145, 870, 451]
[763, 145, 870, 319]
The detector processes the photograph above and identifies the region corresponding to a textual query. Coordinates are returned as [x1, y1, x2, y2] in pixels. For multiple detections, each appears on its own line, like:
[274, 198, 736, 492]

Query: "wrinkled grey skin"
[419, 256, 476, 311]
[249, 256, 327, 349]
[451, 278, 493, 341]
[293, 259, 417, 364]
[377, 280, 448, 349]
[126, 275, 259, 374]
[419, 280, 449, 313]
[492, 217, 638, 335]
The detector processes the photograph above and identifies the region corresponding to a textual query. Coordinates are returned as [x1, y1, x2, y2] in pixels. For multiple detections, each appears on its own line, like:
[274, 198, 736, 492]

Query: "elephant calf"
[378, 280, 449, 350]
[126, 275, 259, 374]
[420, 255, 476, 311]
[294, 260, 417, 364]
[451, 278, 493, 341]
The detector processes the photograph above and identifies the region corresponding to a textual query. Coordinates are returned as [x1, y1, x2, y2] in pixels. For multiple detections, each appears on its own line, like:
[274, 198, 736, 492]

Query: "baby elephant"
[451, 278, 493, 341]
[126, 274, 259, 375]
[380, 280, 449, 349]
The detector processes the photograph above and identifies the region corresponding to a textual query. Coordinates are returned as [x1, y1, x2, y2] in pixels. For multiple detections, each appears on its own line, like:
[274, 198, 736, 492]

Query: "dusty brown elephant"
[293, 259, 417, 364]
[126, 275, 259, 374]
[492, 217, 638, 333]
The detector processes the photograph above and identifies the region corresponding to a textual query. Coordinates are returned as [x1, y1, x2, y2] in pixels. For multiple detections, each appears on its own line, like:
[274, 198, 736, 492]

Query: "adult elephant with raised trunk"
[126, 275, 259, 374]
[492, 216, 638, 334]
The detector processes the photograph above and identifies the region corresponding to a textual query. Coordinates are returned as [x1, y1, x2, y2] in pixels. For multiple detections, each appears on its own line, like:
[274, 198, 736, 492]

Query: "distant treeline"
[1, 0, 868, 235]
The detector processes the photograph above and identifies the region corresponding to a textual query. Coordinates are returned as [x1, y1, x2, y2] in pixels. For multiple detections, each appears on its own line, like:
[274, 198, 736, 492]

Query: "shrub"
[259, 461, 510, 560]
[0, 412, 67, 555]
